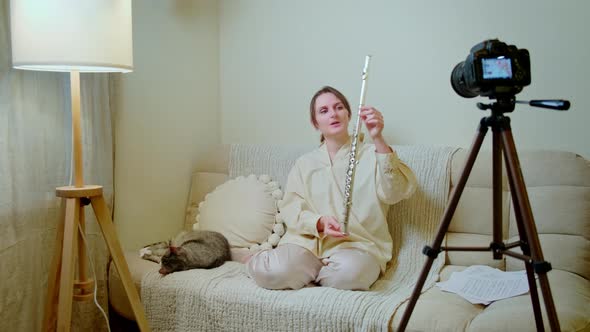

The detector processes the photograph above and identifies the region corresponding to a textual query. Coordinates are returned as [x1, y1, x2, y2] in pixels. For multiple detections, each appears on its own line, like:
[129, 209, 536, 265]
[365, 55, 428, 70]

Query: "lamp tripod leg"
[56, 198, 80, 332]
[77, 205, 88, 292]
[90, 195, 151, 332]
[42, 200, 66, 331]
[45, 186, 151, 331]
[72, 202, 94, 302]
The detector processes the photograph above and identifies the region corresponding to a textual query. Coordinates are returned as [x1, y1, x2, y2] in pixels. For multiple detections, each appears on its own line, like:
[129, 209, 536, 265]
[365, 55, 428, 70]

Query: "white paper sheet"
[436, 265, 530, 305]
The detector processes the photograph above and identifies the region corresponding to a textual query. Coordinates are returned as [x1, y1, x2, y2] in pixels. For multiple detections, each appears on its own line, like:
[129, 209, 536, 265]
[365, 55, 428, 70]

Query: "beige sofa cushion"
[506, 234, 589, 281]
[506, 186, 590, 279]
[446, 149, 590, 280]
[505, 151, 590, 280]
[184, 172, 229, 231]
[517, 150, 590, 187]
[392, 266, 484, 331]
[466, 269, 590, 332]
[392, 266, 590, 332]
[193, 174, 283, 250]
[448, 187, 510, 236]
[446, 150, 510, 267]
[511, 186, 589, 238]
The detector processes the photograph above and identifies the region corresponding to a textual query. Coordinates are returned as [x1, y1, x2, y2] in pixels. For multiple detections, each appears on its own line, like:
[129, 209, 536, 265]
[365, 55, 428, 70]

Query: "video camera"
[451, 39, 531, 99]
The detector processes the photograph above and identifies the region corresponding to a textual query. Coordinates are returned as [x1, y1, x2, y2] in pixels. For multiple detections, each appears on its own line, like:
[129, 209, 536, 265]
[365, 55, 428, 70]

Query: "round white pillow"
[193, 174, 284, 251]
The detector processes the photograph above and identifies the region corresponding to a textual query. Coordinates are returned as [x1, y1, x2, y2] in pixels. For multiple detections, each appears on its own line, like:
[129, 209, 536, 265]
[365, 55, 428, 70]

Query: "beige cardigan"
[278, 140, 417, 271]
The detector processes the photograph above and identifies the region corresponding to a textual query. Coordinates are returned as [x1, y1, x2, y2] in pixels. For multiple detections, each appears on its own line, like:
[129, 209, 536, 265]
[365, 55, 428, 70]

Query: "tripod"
[42, 186, 151, 332]
[41, 71, 150, 332]
[397, 96, 567, 332]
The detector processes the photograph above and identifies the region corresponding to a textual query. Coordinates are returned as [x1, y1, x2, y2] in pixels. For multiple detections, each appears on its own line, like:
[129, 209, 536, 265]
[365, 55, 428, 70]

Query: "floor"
[109, 305, 140, 332]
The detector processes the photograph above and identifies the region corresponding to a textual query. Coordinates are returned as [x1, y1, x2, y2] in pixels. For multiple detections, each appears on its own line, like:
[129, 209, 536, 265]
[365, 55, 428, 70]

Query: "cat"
[158, 230, 231, 275]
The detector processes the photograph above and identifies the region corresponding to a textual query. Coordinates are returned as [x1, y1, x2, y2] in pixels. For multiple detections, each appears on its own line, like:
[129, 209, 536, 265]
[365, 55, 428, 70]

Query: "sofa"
[109, 144, 590, 331]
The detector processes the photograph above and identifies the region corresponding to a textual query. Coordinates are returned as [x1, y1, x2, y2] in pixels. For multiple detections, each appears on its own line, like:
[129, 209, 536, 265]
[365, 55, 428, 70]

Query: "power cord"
[77, 222, 112, 332]
[66, 126, 111, 331]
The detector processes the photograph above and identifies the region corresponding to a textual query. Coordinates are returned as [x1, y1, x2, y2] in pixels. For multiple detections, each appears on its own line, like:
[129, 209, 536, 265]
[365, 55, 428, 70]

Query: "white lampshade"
[10, 0, 133, 73]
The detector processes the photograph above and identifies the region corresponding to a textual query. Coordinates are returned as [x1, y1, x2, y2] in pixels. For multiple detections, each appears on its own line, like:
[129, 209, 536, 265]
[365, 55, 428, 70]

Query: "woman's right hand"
[317, 216, 348, 238]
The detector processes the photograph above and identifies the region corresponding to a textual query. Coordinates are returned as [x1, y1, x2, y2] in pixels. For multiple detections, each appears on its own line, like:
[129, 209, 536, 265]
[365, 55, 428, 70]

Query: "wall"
[219, 0, 590, 158]
[114, 0, 219, 249]
[115, 0, 589, 248]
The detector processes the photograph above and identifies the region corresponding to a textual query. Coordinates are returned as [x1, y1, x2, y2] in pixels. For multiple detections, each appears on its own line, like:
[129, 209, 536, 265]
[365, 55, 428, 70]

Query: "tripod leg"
[506, 166, 545, 331]
[43, 199, 66, 332]
[501, 128, 561, 331]
[492, 129, 503, 259]
[56, 198, 80, 332]
[90, 195, 151, 332]
[72, 202, 94, 301]
[397, 122, 488, 332]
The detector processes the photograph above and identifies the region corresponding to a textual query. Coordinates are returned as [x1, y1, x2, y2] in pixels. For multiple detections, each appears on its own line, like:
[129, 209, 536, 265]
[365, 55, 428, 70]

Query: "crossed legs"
[247, 244, 381, 291]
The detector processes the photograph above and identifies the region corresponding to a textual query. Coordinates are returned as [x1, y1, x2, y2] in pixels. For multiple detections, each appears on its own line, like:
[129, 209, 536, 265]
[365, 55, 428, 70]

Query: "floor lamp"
[10, 1, 150, 331]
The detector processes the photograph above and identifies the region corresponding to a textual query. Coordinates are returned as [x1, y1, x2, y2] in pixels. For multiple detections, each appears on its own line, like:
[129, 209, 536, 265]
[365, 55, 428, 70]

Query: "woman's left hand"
[360, 106, 385, 140]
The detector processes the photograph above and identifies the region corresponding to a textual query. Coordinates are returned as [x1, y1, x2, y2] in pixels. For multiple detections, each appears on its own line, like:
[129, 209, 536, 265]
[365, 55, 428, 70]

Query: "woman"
[247, 86, 417, 290]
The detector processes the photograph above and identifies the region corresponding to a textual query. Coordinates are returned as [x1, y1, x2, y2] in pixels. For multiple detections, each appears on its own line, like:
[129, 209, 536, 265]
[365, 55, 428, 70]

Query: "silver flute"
[342, 55, 371, 234]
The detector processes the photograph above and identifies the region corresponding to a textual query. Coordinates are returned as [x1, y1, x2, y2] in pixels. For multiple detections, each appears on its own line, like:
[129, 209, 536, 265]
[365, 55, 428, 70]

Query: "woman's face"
[313, 92, 350, 140]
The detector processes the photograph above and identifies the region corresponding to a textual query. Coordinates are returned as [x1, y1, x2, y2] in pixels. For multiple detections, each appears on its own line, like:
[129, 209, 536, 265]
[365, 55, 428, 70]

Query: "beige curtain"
[1, 1, 114, 331]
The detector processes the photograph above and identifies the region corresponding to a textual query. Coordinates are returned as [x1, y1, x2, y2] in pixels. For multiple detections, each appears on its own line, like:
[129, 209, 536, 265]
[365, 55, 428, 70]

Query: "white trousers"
[247, 244, 381, 291]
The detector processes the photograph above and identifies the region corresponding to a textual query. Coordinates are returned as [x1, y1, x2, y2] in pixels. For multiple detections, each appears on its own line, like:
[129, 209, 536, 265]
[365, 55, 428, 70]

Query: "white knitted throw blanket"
[141, 144, 456, 331]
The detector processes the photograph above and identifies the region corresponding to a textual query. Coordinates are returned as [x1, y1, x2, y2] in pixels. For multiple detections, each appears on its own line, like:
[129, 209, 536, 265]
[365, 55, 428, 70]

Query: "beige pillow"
[193, 174, 285, 253]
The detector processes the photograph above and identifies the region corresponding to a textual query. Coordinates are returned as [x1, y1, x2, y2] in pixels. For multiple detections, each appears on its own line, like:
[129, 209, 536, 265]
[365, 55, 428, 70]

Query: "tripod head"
[476, 96, 570, 114]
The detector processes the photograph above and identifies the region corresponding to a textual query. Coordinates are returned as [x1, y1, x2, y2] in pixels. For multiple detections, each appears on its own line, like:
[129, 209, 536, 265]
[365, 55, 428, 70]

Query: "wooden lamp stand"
[41, 71, 150, 332]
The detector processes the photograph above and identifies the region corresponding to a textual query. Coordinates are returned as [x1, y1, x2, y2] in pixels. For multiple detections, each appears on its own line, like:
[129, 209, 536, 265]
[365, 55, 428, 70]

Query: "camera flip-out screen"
[482, 57, 512, 80]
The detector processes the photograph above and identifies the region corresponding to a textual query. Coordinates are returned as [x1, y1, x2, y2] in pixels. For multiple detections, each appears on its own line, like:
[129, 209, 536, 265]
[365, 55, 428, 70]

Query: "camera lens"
[451, 62, 478, 98]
